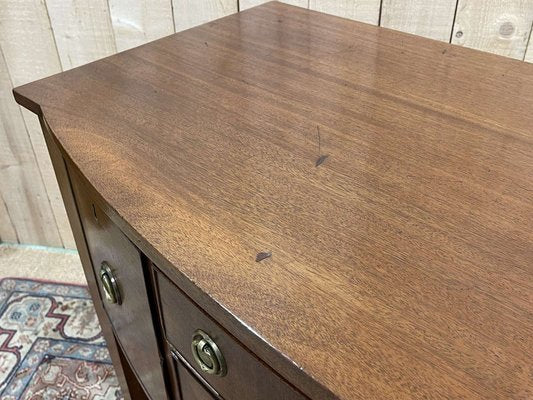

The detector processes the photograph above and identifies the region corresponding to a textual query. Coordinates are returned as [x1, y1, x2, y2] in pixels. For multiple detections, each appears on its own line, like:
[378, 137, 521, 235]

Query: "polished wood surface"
[14, 2, 533, 399]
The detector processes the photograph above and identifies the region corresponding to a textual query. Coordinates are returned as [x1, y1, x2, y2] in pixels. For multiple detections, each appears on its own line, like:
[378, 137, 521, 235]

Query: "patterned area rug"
[0, 278, 122, 399]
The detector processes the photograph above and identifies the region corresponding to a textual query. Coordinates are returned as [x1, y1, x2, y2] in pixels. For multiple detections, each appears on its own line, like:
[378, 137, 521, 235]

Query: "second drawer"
[156, 272, 307, 400]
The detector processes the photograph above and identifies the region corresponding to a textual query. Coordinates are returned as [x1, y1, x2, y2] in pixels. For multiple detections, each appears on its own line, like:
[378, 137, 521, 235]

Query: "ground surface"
[0, 243, 86, 284]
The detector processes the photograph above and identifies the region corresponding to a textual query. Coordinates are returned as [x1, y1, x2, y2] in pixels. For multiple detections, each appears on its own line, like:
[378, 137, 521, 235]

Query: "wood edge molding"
[13, 86, 42, 116]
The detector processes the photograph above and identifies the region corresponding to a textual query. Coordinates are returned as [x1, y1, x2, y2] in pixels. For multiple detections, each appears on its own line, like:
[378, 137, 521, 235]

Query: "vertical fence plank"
[523, 26, 533, 62]
[309, 0, 380, 25]
[109, 0, 175, 51]
[0, 1, 61, 85]
[46, 0, 117, 69]
[172, 0, 238, 32]
[0, 192, 17, 243]
[0, 0, 75, 248]
[380, 0, 457, 41]
[240, 0, 308, 11]
[452, 0, 533, 59]
[0, 48, 63, 246]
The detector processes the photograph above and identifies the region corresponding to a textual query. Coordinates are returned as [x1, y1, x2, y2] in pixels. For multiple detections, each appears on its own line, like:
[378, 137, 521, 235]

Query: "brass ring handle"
[99, 262, 121, 305]
[191, 330, 226, 377]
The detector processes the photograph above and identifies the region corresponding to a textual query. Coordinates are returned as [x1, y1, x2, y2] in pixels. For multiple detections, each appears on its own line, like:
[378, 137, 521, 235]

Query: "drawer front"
[157, 272, 307, 400]
[175, 360, 216, 400]
[71, 173, 167, 400]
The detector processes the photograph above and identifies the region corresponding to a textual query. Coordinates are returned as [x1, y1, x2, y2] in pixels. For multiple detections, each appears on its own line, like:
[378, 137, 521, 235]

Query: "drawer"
[156, 272, 307, 400]
[71, 173, 167, 400]
[172, 355, 217, 400]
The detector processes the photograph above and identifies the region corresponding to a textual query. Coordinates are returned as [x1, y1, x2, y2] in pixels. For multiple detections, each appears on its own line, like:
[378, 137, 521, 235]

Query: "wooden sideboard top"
[14, 2, 533, 399]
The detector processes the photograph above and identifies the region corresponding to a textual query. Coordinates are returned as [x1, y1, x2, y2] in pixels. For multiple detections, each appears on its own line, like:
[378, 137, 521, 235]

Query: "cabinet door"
[71, 171, 167, 400]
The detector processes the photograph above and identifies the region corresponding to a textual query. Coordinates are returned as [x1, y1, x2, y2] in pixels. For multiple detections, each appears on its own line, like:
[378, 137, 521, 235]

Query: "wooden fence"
[1, 0, 533, 248]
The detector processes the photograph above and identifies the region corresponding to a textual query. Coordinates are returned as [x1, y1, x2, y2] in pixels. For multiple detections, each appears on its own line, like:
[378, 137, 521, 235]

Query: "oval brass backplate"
[191, 329, 227, 377]
[99, 262, 122, 305]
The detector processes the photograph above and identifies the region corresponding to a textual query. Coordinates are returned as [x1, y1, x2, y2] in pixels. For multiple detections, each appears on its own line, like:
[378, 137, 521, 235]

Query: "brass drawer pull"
[99, 262, 121, 305]
[191, 330, 227, 377]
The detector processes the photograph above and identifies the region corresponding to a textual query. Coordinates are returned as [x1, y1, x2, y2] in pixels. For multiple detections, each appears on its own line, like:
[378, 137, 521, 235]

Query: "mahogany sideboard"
[13, 2, 533, 399]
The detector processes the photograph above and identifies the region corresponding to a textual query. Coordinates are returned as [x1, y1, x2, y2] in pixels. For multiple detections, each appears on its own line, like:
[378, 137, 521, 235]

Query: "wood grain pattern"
[172, 0, 237, 33]
[46, 0, 117, 70]
[309, 0, 380, 25]
[109, 0, 175, 52]
[380, 0, 457, 41]
[452, 0, 533, 59]
[13, 2, 533, 399]
[0, 0, 74, 247]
